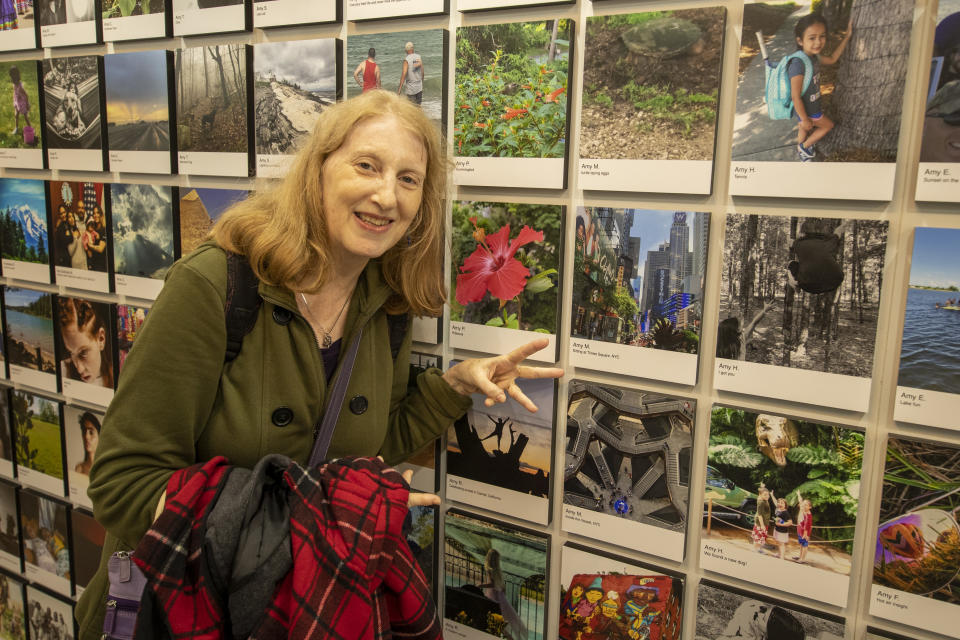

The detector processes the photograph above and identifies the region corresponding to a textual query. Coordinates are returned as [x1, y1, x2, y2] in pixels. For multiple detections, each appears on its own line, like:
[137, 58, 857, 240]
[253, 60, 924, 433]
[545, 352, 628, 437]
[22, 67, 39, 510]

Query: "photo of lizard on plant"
[580, 8, 724, 161]
[451, 200, 561, 335]
[454, 20, 570, 159]
[873, 437, 960, 605]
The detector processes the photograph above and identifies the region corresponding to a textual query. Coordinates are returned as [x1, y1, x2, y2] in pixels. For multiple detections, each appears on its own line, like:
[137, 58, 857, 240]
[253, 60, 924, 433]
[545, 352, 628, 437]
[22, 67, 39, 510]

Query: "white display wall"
[0, 1, 955, 639]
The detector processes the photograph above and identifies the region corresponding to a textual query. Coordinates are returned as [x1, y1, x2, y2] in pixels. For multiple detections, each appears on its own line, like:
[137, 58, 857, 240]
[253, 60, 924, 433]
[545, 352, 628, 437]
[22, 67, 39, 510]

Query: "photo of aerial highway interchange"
[564, 380, 694, 533]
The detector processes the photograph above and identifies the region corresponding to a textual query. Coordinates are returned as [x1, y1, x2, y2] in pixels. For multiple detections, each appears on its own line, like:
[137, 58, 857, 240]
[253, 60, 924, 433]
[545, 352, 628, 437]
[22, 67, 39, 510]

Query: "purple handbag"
[103, 551, 147, 640]
[103, 329, 364, 639]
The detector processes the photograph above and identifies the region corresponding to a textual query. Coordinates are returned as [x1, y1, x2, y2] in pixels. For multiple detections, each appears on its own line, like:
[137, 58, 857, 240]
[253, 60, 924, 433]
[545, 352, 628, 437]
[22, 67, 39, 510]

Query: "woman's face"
[93, 207, 102, 226]
[81, 420, 98, 454]
[320, 114, 427, 273]
[62, 322, 105, 384]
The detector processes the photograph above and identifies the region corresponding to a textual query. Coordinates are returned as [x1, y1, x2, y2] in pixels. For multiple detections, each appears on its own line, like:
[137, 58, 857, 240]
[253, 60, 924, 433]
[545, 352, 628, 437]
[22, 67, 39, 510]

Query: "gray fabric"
[204, 454, 293, 640]
[403, 53, 423, 95]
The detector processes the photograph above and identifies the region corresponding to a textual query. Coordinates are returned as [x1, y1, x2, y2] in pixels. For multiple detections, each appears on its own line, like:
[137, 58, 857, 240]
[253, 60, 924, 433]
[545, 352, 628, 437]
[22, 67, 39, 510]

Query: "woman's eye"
[401, 175, 420, 186]
[357, 161, 374, 171]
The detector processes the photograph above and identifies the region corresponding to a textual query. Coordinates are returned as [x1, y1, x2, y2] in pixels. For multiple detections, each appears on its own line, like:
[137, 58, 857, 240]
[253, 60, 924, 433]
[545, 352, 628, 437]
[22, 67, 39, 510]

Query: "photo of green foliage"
[0, 62, 41, 151]
[704, 406, 862, 575]
[102, 0, 164, 17]
[581, 9, 724, 161]
[455, 20, 570, 159]
[451, 200, 561, 334]
[12, 391, 62, 480]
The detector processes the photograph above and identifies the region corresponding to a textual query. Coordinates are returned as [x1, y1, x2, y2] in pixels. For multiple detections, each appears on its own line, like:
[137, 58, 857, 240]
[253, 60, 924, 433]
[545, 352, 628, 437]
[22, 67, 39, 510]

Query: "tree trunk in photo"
[202, 46, 209, 98]
[819, 0, 853, 29]
[820, 0, 913, 159]
[208, 46, 229, 108]
[548, 20, 559, 61]
[739, 216, 759, 323]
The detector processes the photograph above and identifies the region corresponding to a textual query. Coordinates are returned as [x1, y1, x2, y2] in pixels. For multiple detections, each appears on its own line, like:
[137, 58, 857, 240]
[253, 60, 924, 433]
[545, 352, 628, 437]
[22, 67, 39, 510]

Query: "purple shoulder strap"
[308, 328, 363, 468]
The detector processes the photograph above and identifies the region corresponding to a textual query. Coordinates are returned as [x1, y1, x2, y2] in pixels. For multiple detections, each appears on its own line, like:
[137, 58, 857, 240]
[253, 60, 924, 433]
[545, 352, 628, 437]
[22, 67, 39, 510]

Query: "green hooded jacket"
[75, 243, 471, 638]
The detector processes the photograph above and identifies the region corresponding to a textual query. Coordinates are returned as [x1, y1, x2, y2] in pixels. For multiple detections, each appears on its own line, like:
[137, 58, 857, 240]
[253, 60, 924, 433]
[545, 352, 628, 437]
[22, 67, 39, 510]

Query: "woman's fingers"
[516, 364, 565, 380]
[506, 383, 537, 412]
[503, 337, 551, 364]
[408, 491, 441, 507]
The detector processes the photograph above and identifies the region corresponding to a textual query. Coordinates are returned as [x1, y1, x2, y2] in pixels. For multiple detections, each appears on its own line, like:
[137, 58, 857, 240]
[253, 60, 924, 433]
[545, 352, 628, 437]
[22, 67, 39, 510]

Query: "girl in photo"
[752, 485, 771, 553]
[66, 211, 88, 270]
[0, 0, 17, 29]
[791, 14, 853, 161]
[85, 204, 107, 271]
[9, 66, 32, 138]
[772, 493, 794, 560]
[58, 297, 113, 388]
[794, 493, 813, 564]
[73, 411, 100, 475]
[479, 548, 527, 640]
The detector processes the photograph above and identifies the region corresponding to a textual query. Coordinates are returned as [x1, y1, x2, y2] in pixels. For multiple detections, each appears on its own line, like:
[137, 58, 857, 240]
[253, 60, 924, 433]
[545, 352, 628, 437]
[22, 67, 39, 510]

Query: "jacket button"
[349, 395, 368, 415]
[271, 407, 294, 427]
[272, 307, 293, 325]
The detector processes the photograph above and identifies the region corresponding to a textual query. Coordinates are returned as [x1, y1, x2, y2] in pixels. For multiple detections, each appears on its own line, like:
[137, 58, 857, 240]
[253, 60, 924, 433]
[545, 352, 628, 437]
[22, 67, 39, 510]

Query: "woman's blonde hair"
[212, 90, 447, 315]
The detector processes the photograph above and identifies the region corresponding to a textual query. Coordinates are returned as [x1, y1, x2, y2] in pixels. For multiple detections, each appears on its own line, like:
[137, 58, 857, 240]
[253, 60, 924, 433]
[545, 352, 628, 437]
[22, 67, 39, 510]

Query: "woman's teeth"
[356, 212, 391, 227]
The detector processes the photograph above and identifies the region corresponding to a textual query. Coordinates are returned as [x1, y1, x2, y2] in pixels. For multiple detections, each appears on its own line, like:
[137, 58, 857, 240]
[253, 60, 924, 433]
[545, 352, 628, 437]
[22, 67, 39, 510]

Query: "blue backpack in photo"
[763, 50, 813, 120]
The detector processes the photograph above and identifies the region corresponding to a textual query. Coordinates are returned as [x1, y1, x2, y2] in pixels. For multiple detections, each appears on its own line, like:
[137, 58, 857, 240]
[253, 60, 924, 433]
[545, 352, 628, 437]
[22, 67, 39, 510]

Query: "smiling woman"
[75, 90, 564, 639]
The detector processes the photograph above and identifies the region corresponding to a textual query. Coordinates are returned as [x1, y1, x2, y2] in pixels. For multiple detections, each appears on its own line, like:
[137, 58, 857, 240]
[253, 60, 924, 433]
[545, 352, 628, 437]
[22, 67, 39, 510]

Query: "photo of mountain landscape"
[0, 179, 49, 271]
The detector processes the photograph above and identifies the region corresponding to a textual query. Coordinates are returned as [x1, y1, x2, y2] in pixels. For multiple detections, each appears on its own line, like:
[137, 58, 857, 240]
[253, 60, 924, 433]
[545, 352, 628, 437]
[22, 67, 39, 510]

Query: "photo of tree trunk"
[716, 214, 887, 378]
[580, 8, 724, 161]
[732, 0, 912, 163]
[175, 45, 248, 154]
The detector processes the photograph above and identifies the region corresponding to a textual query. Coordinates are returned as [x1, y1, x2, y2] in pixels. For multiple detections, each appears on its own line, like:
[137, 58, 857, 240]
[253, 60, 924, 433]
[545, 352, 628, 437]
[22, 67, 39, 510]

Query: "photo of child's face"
[797, 22, 827, 57]
[61, 321, 104, 384]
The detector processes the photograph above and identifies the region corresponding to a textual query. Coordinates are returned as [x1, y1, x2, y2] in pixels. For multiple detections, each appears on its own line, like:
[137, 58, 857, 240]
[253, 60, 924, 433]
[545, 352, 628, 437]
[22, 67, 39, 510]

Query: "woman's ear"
[96, 327, 105, 350]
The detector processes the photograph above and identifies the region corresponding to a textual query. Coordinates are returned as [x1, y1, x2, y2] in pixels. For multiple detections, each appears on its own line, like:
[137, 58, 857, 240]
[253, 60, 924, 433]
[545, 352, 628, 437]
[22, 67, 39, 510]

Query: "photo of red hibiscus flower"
[451, 201, 562, 334]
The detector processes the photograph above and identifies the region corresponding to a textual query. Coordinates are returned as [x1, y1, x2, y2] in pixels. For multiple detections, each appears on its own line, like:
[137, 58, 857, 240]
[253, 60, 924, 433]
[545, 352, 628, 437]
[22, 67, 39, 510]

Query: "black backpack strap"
[224, 252, 262, 363]
[386, 312, 409, 360]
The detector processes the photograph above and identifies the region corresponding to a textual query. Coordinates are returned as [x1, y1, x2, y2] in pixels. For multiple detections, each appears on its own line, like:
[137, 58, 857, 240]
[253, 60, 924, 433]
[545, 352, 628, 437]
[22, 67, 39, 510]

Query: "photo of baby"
[19, 491, 69, 595]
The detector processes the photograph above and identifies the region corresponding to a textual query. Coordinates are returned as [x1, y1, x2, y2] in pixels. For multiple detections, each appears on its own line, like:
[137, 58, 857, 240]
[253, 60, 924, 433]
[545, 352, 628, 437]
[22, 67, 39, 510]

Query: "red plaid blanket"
[133, 456, 441, 640]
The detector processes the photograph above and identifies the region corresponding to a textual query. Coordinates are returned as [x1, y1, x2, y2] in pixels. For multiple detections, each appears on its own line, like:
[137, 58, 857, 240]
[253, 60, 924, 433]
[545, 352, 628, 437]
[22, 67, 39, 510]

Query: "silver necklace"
[299, 291, 349, 348]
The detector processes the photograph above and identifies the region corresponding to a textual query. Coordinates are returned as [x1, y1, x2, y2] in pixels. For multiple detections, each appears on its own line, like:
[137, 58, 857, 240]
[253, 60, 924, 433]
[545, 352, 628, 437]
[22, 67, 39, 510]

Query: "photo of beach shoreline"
[3, 286, 55, 374]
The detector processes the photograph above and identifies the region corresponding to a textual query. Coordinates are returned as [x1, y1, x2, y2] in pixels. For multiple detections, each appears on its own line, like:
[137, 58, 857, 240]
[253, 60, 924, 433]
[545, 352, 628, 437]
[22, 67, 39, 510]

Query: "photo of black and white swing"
[42, 56, 105, 171]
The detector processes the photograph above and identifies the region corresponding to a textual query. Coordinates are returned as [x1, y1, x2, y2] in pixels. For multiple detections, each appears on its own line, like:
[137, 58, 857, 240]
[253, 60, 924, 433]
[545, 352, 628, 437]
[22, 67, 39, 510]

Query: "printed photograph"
[695, 581, 844, 640]
[25, 585, 72, 637]
[63, 404, 101, 482]
[865, 628, 913, 640]
[565, 380, 694, 534]
[705, 406, 861, 576]
[175, 45, 248, 154]
[12, 392, 62, 482]
[178, 187, 246, 255]
[918, 2, 960, 163]
[0, 0, 34, 33]
[38, 0, 93, 26]
[104, 50, 171, 153]
[0, 62, 40, 150]
[716, 215, 888, 377]
[581, 8, 723, 161]
[0, 483, 19, 561]
[49, 181, 108, 274]
[102, 0, 164, 17]
[444, 510, 548, 640]
[173, 0, 243, 9]
[451, 201, 561, 334]
[42, 56, 102, 151]
[447, 373, 554, 500]
[455, 20, 570, 159]
[874, 437, 960, 605]
[573, 209, 708, 351]
[116, 304, 148, 373]
[20, 491, 69, 582]
[56, 297, 114, 390]
[348, 29, 444, 126]
[254, 39, 336, 158]
[559, 545, 683, 640]
[0, 390, 12, 474]
[4, 287, 54, 375]
[732, 1, 911, 163]
[898, 227, 960, 393]
[0, 573, 25, 640]
[70, 508, 104, 593]
[0, 179, 49, 270]
[398, 352, 441, 490]
[111, 183, 174, 281]
[407, 505, 436, 597]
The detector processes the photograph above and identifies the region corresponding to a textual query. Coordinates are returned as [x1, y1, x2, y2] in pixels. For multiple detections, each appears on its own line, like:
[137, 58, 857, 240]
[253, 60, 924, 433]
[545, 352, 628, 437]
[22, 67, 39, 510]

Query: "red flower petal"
[456, 268, 492, 304]
[486, 258, 530, 301]
[506, 225, 544, 259]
